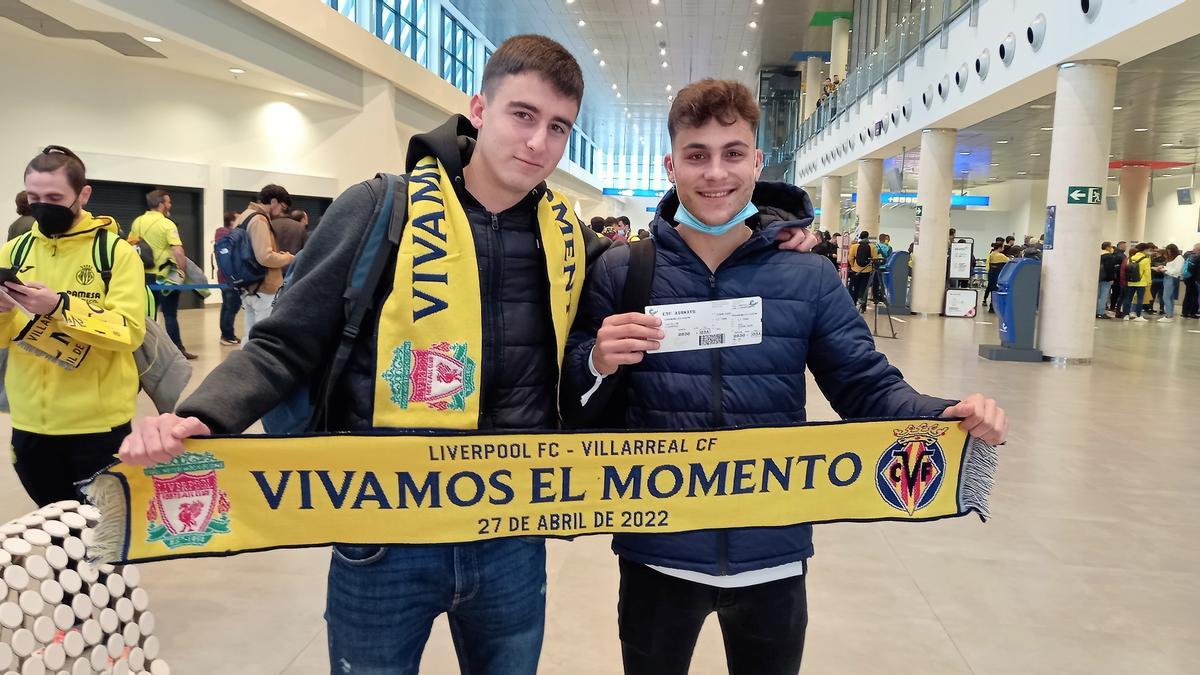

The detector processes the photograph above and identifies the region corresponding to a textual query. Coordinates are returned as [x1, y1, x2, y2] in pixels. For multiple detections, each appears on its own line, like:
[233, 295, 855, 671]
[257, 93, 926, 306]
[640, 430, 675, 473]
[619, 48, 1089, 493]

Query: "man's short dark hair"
[289, 208, 308, 222]
[589, 216, 605, 234]
[638, 229, 650, 239]
[859, 231, 870, 239]
[15, 190, 31, 217]
[669, 79, 760, 140]
[146, 189, 170, 210]
[259, 184, 291, 208]
[1101, 241, 1112, 250]
[224, 211, 237, 228]
[1006, 236, 1015, 243]
[481, 35, 583, 106]
[24, 145, 86, 192]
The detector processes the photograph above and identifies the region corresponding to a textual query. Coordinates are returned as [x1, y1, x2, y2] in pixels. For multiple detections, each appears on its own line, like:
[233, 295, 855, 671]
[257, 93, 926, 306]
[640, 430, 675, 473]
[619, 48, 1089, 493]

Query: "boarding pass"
[646, 296, 763, 354]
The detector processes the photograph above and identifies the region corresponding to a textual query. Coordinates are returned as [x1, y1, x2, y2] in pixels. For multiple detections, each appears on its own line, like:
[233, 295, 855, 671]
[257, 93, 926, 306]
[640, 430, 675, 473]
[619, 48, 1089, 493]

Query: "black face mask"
[30, 198, 79, 236]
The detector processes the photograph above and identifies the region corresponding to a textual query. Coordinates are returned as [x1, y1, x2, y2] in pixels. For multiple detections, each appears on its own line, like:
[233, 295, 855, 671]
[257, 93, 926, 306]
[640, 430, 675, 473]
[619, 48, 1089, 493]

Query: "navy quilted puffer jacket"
[562, 182, 956, 575]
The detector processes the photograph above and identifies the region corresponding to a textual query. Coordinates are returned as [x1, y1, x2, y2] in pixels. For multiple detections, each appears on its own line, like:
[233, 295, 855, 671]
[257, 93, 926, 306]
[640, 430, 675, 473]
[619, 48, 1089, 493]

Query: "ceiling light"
[1163, 173, 1175, 177]
[1030, 104, 1052, 110]
[665, 84, 672, 91]
[748, 21, 758, 28]
[294, 92, 308, 97]
[757, 0, 765, 4]
[1108, 176, 1116, 180]
[1113, 106, 1123, 110]
[624, 107, 628, 113]
[228, 67, 246, 74]
[1030, 153, 1041, 157]
[959, 151, 970, 156]
[1162, 143, 1174, 147]
[989, 177, 999, 181]
[1017, 171, 1028, 175]
[668, 95, 674, 101]
[611, 83, 618, 90]
[616, 92, 621, 98]
[651, 0, 659, 4]
[655, 20, 663, 28]
[738, 65, 745, 71]
[593, 48, 599, 55]
[662, 61, 669, 68]
[578, 19, 586, 26]
[996, 139, 1009, 144]
[567, 0, 576, 3]
[599, 59, 606, 66]
[990, 163, 1000, 167]
[1040, 127, 1053, 131]
[1134, 128, 1150, 132]
[742, 50, 749, 57]
[142, 36, 162, 43]
[660, 48, 667, 56]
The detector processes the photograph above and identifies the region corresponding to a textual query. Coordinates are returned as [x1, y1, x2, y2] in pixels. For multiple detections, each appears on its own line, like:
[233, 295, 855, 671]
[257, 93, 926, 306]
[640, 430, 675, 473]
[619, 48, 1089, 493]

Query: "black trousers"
[848, 271, 872, 309]
[617, 558, 808, 675]
[1184, 279, 1200, 317]
[11, 422, 130, 506]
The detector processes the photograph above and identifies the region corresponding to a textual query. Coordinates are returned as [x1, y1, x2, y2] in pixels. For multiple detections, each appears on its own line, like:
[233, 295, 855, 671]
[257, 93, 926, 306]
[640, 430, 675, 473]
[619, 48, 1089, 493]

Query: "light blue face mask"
[674, 198, 759, 236]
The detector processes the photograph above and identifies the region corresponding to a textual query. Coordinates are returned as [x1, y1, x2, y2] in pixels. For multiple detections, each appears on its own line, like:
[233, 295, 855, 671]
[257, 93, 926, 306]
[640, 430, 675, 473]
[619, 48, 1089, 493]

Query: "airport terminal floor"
[1, 307, 1193, 674]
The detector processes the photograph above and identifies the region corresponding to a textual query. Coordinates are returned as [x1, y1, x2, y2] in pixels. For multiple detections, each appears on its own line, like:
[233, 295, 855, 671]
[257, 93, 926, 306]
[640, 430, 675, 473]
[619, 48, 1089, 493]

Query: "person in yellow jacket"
[129, 189, 195, 359]
[848, 230, 875, 312]
[1120, 242, 1154, 321]
[0, 146, 146, 506]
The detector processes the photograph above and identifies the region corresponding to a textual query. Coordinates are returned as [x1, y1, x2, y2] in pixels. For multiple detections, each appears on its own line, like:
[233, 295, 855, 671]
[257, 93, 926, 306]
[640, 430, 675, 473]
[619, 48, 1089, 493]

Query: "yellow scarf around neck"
[372, 157, 585, 429]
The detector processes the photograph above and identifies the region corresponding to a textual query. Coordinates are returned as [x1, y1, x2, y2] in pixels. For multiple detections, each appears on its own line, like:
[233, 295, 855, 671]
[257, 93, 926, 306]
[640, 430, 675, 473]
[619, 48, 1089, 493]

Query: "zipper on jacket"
[479, 211, 504, 427]
[708, 273, 724, 428]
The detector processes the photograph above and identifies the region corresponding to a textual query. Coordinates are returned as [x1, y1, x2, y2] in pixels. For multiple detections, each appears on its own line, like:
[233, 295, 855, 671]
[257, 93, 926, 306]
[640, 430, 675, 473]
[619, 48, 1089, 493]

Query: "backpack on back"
[214, 213, 271, 290]
[1126, 254, 1143, 283]
[261, 174, 408, 434]
[1183, 254, 1197, 281]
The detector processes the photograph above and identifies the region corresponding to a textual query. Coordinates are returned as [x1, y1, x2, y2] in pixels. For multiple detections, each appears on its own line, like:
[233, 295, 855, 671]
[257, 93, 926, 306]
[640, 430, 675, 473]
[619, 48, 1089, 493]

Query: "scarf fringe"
[15, 340, 77, 370]
[960, 437, 998, 521]
[83, 474, 130, 563]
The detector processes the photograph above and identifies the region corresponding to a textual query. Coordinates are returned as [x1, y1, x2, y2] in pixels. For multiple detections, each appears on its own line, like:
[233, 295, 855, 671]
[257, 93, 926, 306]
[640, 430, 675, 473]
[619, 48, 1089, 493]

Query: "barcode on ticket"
[699, 334, 725, 346]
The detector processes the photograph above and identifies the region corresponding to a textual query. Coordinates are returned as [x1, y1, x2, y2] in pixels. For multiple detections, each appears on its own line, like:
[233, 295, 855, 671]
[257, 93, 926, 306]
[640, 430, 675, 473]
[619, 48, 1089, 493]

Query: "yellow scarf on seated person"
[372, 157, 585, 430]
[85, 419, 997, 564]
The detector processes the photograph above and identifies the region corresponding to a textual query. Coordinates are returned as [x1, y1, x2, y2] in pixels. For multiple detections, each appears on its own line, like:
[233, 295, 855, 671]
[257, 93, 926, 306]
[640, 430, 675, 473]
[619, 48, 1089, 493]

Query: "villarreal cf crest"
[875, 423, 948, 516]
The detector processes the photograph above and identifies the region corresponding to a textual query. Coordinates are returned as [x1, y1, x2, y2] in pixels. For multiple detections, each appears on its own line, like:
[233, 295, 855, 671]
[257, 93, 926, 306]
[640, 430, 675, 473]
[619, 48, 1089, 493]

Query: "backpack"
[261, 174, 408, 434]
[854, 240, 873, 268]
[560, 238, 657, 429]
[1126, 254, 1143, 283]
[129, 238, 156, 271]
[214, 213, 275, 290]
[1183, 254, 1197, 281]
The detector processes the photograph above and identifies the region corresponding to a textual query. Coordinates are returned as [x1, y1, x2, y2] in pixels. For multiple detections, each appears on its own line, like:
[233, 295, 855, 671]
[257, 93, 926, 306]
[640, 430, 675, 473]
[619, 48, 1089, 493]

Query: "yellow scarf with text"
[371, 157, 585, 430]
[85, 419, 997, 564]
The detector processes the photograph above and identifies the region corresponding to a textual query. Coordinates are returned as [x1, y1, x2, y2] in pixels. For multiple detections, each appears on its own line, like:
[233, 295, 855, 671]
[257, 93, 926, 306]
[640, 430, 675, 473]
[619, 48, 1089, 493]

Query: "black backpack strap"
[310, 173, 408, 431]
[10, 232, 35, 269]
[621, 238, 657, 313]
[92, 228, 118, 295]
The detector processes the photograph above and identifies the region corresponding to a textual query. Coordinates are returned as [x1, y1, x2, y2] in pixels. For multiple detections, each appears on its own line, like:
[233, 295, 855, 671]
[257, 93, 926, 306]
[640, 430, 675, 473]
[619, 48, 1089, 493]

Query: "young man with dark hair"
[562, 79, 1007, 675]
[1, 146, 146, 505]
[214, 211, 243, 345]
[8, 190, 34, 241]
[234, 184, 294, 334]
[129, 188, 195, 359]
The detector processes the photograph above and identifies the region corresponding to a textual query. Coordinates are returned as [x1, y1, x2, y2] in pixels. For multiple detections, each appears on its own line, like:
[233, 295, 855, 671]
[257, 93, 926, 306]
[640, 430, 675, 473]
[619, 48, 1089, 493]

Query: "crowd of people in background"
[589, 214, 649, 244]
[1098, 240, 1198, 322]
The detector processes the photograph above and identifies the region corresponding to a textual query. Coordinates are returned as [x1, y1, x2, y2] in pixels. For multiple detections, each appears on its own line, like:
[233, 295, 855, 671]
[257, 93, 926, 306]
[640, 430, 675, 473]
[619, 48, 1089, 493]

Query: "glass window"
[377, 0, 428, 67]
[441, 10, 475, 93]
[324, 0, 358, 21]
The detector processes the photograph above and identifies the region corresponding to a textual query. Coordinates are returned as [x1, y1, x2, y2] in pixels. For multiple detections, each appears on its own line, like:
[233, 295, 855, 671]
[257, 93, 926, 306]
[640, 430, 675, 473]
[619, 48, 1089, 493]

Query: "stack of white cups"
[0, 501, 171, 675]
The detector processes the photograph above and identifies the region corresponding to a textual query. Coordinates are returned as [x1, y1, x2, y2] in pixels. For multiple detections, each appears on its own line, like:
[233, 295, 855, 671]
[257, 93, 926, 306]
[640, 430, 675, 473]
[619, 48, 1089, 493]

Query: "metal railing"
[797, 0, 980, 150]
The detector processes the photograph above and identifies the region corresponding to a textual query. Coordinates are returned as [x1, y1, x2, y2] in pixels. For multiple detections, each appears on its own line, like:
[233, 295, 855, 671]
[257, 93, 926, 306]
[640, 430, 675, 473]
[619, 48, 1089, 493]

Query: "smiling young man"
[562, 79, 1007, 675]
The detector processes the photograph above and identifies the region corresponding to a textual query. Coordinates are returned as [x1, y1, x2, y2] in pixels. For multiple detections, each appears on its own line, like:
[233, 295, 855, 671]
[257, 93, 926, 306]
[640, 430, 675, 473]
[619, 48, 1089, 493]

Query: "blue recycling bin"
[883, 251, 911, 314]
[980, 258, 1042, 361]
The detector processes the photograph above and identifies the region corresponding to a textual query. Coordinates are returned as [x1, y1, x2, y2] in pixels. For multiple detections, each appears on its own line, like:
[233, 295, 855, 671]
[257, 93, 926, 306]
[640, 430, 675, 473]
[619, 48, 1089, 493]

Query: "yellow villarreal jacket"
[2, 212, 146, 435]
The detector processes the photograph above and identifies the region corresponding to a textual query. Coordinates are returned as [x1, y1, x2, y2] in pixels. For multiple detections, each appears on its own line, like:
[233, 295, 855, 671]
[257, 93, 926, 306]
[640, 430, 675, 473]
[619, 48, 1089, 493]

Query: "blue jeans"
[1163, 276, 1179, 317]
[1121, 286, 1146, 317]
[1096, 280, 1112, 316]
[326, 538, 547, 675]
[153, 289, 183, 348]
[219, 288, 241, 340]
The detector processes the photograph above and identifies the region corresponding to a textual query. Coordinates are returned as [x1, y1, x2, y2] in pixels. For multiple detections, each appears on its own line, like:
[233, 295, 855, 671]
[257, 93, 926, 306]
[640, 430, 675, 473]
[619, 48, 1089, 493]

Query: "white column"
[831, 17, 851, 82]
[1038, 60, 1119, 363]
[1114, 165, 1151, 243]
[803, 56, 823, 120]
[855, 158, 883, 235]
[911, 128, 957, 315]
[820, 175, 843, 231]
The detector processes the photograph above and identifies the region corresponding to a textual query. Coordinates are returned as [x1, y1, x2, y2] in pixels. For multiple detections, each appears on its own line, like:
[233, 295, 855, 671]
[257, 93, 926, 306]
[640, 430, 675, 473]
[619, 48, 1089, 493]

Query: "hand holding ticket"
[646, 297, 763, 354]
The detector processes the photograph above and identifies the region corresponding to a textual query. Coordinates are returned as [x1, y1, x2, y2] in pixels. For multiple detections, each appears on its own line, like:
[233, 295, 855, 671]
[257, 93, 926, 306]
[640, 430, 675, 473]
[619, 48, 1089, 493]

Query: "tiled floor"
[1, 306, 1196, 674]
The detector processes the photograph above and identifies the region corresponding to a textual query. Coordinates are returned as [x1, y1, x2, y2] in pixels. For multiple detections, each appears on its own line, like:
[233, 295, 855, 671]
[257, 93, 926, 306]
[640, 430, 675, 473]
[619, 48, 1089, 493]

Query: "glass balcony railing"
[798, 0, 980, 150]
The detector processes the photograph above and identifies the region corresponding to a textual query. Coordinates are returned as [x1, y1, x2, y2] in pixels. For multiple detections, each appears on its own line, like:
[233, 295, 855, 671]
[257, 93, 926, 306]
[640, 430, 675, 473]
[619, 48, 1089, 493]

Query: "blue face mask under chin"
[675, 198, 759, 236]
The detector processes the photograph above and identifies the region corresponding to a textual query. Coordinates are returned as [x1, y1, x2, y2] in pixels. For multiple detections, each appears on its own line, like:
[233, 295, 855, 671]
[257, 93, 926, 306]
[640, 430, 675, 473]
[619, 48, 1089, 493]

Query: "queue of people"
[1098, 240, 1197, 322]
